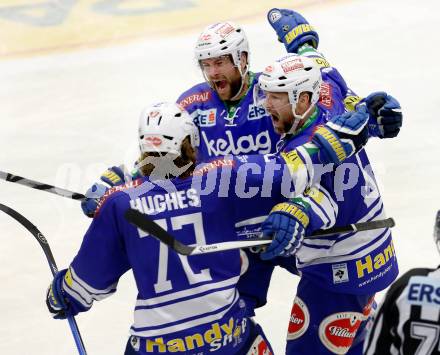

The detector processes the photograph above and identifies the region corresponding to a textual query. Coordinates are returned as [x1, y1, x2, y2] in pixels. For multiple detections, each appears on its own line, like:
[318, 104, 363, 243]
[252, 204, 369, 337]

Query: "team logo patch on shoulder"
[287, 297, 310, 340]
[248, 104, 267, 120]
[193, 108, 216, 127]
[318, 312, 364, 354]
[179, 91, 211, 109]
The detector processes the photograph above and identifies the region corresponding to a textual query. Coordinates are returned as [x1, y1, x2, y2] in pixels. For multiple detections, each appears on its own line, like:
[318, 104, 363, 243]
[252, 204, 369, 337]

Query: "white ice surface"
[1, 0, 440, 353]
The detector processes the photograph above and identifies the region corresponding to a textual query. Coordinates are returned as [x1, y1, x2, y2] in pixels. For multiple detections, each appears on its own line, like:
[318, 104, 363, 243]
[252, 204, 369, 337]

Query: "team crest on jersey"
[287, 297, 310, 340]
[318, 312, 363, 354]
[332, 263, 349, 284]
[193, 108, 216, 127]
[248, 104, 267, 120]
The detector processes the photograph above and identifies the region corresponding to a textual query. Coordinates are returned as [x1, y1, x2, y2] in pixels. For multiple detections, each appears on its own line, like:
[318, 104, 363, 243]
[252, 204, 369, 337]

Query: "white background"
[1, 0, 440, 353]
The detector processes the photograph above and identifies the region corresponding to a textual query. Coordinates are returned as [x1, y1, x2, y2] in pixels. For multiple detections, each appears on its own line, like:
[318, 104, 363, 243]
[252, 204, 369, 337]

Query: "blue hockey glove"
[267, 8, 319, 53]
[364, 92, 402, 138]
[260, 202, 309, 260]
[100, 166, 125, 187]
[312, 105, 369, 164]
[81, 166, 127, 218]
[46, 269, 72, 320]
[80, 183, 108, 217]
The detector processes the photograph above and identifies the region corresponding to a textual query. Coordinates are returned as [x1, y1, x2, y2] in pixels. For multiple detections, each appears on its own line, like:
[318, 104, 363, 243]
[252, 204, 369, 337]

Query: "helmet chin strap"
[286, 104, 315, 134]
[229, 63, 249, 101]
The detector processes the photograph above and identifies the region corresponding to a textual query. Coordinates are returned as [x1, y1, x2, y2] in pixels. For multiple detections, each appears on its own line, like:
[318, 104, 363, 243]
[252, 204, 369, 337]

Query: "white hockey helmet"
[138, 102, 199, 155]
[257, 53, 322, 117]
[194, 21, 250, 72]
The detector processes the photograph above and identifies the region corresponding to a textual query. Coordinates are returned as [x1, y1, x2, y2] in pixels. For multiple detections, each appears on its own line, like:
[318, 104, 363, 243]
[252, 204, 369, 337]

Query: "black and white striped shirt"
[364, 267, 440, 355]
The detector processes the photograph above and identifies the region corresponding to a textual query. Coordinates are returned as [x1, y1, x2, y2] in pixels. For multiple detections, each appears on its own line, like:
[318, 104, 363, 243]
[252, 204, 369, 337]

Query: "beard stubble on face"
[212, 71, 243, 101]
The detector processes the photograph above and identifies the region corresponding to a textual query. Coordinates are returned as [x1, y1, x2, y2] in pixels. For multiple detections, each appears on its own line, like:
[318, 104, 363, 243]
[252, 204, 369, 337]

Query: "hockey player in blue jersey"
[47, 101, 373, 354]
[178, 15, 401, 164]
[178, 21, 280, 160]
[265, 8, 403, 139]
[80, 12, 402, 218]
[240, 53, 400, 354]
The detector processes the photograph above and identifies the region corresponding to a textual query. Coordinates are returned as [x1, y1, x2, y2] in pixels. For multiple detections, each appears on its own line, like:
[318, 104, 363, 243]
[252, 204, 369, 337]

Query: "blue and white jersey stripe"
[131, 283, 240, 337]
[63, 266, 117, 309]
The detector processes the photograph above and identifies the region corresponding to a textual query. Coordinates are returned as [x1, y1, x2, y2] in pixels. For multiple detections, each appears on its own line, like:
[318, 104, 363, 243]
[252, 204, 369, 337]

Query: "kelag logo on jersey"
[248, 104, 267, 120]
[193, 108, 216, 127]
[201, 130, 272, 156]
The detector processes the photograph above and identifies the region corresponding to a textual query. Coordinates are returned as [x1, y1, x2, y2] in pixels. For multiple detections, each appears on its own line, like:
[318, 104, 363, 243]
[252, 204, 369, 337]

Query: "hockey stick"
[0, 170, 86, 201]
[0, 203, 87, 355]
[124, 209, 395, 256]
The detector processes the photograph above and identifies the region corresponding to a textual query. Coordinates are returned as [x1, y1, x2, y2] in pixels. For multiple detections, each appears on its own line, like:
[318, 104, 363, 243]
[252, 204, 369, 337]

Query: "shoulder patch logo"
[193, 108, 216, 127]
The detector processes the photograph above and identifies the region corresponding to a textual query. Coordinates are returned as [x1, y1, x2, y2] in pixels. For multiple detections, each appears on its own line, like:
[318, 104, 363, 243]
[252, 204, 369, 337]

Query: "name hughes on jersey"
[130, 188, 200, 214]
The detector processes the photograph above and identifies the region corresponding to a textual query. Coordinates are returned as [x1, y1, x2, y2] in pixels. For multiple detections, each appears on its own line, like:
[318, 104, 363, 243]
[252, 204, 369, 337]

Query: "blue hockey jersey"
[177, 72, 281, 161]
[278, 75, 398, 295]
[238, 65, 398, 310]
[177, 50, 357, 163]
[62, 151, 319, 354]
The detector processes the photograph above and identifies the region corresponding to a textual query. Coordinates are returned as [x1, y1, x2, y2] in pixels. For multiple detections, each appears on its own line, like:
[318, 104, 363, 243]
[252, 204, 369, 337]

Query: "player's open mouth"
[270, 113, 280, 123]
[214, 80, 228, 92]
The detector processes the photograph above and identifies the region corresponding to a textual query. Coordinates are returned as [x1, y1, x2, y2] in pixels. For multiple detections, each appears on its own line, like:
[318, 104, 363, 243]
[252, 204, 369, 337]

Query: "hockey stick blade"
[0, 170, 86, 201]
[125, 209, 395, 256]
[0, 203, 87, 355]
[124, 209, 272, 256]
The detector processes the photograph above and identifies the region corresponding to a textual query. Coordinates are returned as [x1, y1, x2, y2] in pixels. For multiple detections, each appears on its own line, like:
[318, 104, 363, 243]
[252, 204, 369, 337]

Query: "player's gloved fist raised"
[81, 183, 108, 217]
[260, 202, 309, 260]
[364, 91, 402, 138]
[100, 166, 125, 187]
[267, 8, 319, 53]
[312, 105, 369, 165]
[81, 166, 127, 218]
[46, 269, 72, 319]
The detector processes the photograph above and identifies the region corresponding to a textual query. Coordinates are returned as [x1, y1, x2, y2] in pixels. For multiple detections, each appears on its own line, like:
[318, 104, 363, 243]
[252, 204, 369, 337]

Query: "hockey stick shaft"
[0, 170, 86, 201]
[125, 209, 395, 256]
[0, 203, 87, 355]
